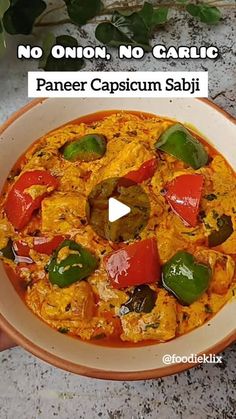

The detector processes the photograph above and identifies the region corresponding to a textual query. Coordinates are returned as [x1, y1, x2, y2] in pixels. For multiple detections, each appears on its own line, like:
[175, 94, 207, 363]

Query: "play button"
[86, 177, 150, 242]
[108, 197, 131, 222]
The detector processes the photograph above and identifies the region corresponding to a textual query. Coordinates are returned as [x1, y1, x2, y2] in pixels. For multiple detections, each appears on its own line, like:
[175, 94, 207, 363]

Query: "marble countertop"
[0, 4, 235, 418]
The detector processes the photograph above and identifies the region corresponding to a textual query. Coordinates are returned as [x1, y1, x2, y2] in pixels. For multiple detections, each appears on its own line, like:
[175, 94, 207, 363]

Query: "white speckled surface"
[0, 3, 235, 418]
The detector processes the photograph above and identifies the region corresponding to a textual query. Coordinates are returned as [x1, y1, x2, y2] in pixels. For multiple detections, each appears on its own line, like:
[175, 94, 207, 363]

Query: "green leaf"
[64, 0, 102, 26]
[96, 10, 150, 50]
[96, 2, 168, 51]
[139, 3, 168, 29]
[0, 0, 10, 16]
[95, 22, 131, 48]
[0, 1, 9, 57]
[40, 35, 85, 71]
[151, 7, 169, 27]
[39, 32, 56, 70]
[0, 21, 6, 56]
[112, 11, 150, 46]
[186, 4, 201, 17]
[138, 2, 153, 28]
[186, 3, 221, 24]
[199, 4, 221, 24]
[3, 0, 46, 35]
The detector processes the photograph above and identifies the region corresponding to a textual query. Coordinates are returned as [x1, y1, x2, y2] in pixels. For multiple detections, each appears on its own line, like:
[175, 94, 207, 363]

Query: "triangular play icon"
[108, 197, 131, 222]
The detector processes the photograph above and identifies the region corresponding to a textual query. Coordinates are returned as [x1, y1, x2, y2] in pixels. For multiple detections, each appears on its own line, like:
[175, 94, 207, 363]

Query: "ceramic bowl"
[0, 98, 235, 380]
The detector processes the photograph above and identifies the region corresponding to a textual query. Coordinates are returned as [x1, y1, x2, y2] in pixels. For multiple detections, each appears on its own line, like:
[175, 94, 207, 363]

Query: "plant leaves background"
[0, 0, 224, 70]
[3, 0, 46, 35]
[40, 35, 84, 71]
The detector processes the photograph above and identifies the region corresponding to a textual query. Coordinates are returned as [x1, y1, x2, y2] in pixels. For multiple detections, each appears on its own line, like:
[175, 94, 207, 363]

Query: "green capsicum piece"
[119, 285, 156, 315]
[47, 239, 98, 288]
[63, 134, 107, 162]
[0, 239, 15, 261]
[208, 214, 233, 247]
[162, 251, 211, 305]
[155, 124, 209, 169]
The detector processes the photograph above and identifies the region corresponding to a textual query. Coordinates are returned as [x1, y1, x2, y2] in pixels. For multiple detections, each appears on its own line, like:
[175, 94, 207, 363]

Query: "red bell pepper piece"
[5, 170, 59, 230]
[33, 235, 64, 255]
[13, 240, 30, 257]
[104, 238, 160, 289]
[164, 174, 204, 227]
[124, 158, 157, 183]
[13, 235, 64, 256]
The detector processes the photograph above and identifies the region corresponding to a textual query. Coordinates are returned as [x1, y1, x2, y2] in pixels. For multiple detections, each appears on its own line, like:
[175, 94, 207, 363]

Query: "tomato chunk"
[164, 174, 204, 227]
[5, 170, 59, 230]
[124, 158, 157, 183]
[13, 235, 64, 256]
[104, 238, 160, 289]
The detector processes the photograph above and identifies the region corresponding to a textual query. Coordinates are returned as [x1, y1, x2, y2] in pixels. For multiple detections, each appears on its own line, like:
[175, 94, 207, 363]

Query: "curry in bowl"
[0, 111, 235, 345]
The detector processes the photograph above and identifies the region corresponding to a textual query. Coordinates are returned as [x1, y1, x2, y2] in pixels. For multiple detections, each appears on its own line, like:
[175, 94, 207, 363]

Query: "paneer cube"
[26, 279, 95, 322]
[41, 192, 86, 234]
[120, 289, 177, 342]
[195, 249, 235, 295]
[96, 140, 154, 181]
[177, 294, 209, 335]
